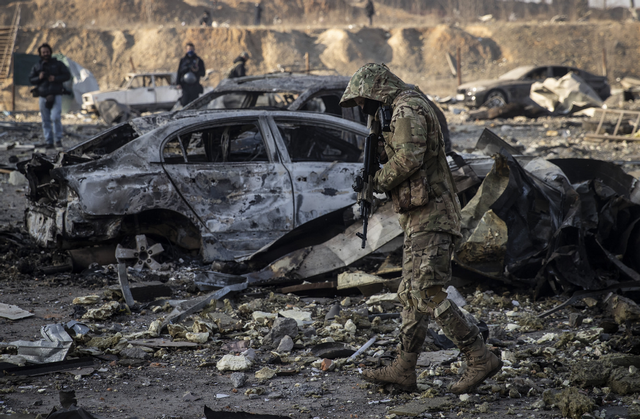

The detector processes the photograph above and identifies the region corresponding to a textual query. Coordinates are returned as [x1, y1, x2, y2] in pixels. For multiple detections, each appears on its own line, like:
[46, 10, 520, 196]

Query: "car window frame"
[159, 115, 280, 165]
[267, 114, 366, 164]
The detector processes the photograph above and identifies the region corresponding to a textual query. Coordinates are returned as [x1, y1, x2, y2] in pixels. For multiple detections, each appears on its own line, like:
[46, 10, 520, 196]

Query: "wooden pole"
[602, 46, 607, 77]
[305, 52, 309, 73]
[11, 53, 15, 112]
[129, 57, 136, 72]
[456, 46, 462, 86]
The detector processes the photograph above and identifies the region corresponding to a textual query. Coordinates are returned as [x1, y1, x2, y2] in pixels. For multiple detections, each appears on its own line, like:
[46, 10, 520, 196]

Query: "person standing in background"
[29, 43, 71, 150]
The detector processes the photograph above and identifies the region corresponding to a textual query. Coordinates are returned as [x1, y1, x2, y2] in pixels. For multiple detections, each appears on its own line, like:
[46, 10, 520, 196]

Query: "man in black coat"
[29, 43, 71, 149]
[365, 0, 375, 26]
[177, 42, 206, 107]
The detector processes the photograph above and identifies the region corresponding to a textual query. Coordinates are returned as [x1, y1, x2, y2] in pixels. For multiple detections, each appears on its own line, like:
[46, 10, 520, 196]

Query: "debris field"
[2, 106, 640, 419]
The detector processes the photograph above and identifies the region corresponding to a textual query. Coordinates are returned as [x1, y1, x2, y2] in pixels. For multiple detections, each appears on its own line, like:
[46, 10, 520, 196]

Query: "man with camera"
[29, 43, 71, 150]
[177, 42, 206, 107]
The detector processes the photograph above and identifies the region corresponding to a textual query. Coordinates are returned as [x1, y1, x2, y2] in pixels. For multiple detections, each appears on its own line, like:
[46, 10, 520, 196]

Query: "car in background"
[19, 110, 368, 263]
[456, 65, 611, 108]
[82, 72, 183, 114]
[181, 73, 366, 124]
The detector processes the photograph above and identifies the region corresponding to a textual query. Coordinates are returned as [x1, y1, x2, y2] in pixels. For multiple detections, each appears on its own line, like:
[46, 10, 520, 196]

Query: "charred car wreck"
[19, 111, 640, 296]
[20, 110, 370, 263]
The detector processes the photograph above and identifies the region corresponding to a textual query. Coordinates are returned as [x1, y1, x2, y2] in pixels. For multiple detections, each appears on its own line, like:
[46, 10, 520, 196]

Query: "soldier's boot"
[434, 299, 502, 394]
[450, 334, 502, 394]
[361, 349, 418, 392]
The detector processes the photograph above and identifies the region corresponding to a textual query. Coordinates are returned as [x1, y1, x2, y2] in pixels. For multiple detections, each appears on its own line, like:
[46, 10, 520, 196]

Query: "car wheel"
[483, 91, 508, 108]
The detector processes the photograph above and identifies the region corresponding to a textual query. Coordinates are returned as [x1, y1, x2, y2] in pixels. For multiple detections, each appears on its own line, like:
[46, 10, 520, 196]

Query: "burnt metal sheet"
[457, 142, 640, 294]
[245, 200, 402, 282]
[0, 357, 95, 377]
[0, 303, 33, 320]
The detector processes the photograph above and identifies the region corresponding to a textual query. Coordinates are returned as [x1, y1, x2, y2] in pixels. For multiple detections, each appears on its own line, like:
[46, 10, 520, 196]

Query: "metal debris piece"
[160, 281, 250, 331]
[117, 262, 136, 309]
[9, 340, 72, 364]
[0, 357, 95, 377]
[194, 271, 247, 291]
[538, 280, 640, 318]
[41, 324, 73, 344]
[246, 201, 402, 283]
[337, 271, 387, 290]
[204, 405, 288, 419]
[349, 336, 377, 361]
[310, 342, 355, 359]
[0, 303, 33, 320]
[115, 234, 164, 271]
[280, 281, 337, 294]
[128, 338, 198, 349]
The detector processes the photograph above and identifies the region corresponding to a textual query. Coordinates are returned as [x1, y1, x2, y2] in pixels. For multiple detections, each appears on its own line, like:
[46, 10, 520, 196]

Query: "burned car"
[20, 110, 369, 262]
[181, 73, 365, 123]
[181, 72, 451, 152]
[456, 65, 610, 108]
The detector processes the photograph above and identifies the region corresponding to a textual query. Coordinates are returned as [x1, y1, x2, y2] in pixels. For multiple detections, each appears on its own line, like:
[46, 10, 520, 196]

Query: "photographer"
[29, 43, 71, 149]
[177, 42, 206, 107]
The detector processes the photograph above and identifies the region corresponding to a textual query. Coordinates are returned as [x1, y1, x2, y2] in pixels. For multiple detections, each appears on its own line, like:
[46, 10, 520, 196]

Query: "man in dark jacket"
[29, 43, 71, 149]
[254, 2, 263, 25]
[227, 52, 250, 79]
[365, 0, 375, 26]
[177, 42, 206, 107]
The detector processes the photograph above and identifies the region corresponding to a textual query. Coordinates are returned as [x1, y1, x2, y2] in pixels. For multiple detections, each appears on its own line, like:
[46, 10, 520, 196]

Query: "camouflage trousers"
[397, 209, 456, 353]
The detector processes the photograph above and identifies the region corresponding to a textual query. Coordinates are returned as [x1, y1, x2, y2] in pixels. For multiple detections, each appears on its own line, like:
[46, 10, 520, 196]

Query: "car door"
[125, 75, 156, 109]
[154, 74, 181, 108]
[160, 115, 295, 259]
[268, 114, 365, 227]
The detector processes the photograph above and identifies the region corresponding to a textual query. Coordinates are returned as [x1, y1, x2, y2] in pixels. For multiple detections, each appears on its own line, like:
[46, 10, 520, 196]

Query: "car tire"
[483, 90, 508, 108]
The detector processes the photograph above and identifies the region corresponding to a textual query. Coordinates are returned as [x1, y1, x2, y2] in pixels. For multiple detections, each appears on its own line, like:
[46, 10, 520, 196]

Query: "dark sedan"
[456, 65, 611, 108]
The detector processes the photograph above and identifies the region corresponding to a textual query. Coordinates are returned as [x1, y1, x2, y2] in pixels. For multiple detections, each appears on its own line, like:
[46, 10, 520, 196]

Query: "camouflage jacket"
[340, 63, 461, 235]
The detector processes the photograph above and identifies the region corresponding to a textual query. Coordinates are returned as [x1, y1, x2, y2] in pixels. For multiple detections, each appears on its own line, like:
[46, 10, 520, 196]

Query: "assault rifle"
[353, 106, 391, 248]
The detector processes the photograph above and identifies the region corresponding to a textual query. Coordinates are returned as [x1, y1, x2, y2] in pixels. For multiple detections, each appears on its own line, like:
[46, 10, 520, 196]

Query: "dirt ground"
[2, 107, 640, 419]
[3, 1, 640, 419]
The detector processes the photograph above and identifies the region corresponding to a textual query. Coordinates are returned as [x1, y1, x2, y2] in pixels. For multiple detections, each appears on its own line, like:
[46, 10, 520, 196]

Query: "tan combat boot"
[433, 299, 503, 394]
[450, 334, 503, 394]
[361, 349, 418, 392]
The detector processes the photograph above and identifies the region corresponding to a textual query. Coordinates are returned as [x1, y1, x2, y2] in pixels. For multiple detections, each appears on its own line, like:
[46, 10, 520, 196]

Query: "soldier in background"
[339, 63, 502, 394]
[227, 52, 250, 78]
[177, 42, 206, 106]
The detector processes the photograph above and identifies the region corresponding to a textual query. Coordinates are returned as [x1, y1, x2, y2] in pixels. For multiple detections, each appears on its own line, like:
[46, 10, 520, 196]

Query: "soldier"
[339, 63, 502, 394]
[227, 52, 250, 79]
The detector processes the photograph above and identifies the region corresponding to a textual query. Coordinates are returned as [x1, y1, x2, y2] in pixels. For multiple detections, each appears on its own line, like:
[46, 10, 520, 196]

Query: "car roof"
[499, 64, 592, 80]
[184, 73, 351, 110]
[130, 108, 368, 136]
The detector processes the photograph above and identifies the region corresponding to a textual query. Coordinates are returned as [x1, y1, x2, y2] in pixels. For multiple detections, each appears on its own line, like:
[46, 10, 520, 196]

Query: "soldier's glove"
[352, 174, 364, 193]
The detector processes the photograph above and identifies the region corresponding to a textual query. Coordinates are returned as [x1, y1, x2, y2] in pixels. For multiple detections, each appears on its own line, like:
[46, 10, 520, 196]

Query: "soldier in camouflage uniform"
[340, 63, 502, 394]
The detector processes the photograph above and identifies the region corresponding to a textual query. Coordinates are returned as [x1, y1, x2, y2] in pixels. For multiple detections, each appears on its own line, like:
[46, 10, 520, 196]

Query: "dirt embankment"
[4, 21, 640, 111]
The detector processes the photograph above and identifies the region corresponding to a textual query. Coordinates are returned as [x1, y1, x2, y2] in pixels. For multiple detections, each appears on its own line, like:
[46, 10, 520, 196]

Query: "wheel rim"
[484, 92, 507, 108]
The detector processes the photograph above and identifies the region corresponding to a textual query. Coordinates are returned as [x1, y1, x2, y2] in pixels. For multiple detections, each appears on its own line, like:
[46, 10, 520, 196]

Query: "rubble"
[3, 88, 640, 419]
